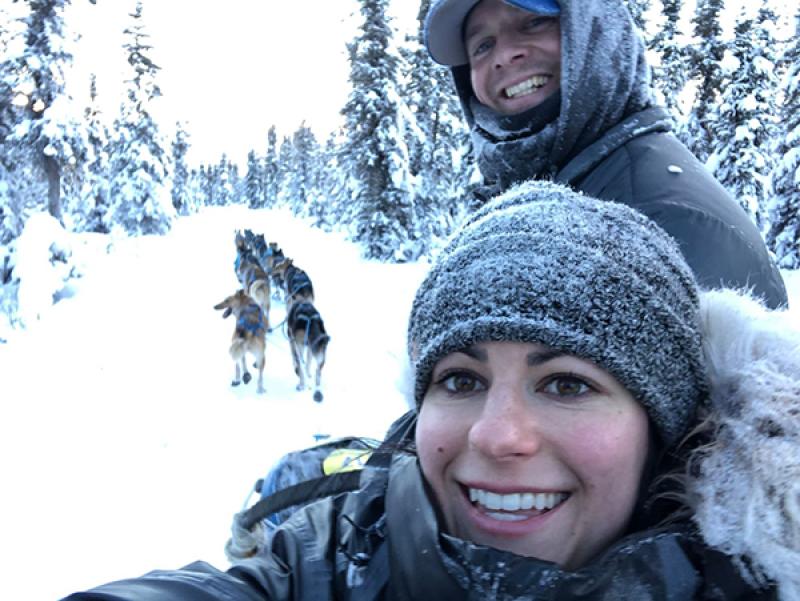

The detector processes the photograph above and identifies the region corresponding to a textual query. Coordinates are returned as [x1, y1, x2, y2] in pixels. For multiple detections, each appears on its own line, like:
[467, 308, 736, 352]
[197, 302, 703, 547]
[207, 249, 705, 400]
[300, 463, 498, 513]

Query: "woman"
[64, 181, 800, 600]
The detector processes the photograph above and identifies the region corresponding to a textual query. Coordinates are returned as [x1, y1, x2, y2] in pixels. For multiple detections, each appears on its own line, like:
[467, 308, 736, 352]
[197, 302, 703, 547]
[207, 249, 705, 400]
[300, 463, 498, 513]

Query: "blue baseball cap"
[424, 0, 561, 66]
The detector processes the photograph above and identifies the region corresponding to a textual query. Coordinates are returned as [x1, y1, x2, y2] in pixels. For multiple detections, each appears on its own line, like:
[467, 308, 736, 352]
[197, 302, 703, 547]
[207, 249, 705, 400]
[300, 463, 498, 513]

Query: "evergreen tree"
[650, 0, 687, 117]
[401, 0, 473, 253]
[72, 74, 111, 232]
[276, 134, 293, 207]
[108, 1, 173, 235]
[340, 0, 415, 261]
[214, 154, 234, 206]
[199, 164, 214, 207]
[263, 126, 279, 208]
[3, 0, 92, 223]
[316, 129, 347, 230]
[244, 149, 263, 209]
[1, 3, 33, 246]
[170, 121, 191, 215]
[683, 0, 725, 160]
[766, 8, 800, 267]
[284, 122, 319, 216]
[707, 6, 781, 229]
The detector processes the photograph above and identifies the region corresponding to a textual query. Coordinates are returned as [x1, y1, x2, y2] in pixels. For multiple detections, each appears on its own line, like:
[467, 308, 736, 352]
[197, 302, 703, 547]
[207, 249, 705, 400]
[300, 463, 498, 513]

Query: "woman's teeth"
[504, 75, 549, 98]
[469, 487, 567, 512]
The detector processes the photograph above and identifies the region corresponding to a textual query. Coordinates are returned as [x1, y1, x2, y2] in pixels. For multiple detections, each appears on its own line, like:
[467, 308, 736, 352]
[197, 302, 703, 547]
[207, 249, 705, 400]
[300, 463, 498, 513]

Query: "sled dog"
[236, 249, 272, 323]
[214, 290, 268, 394]
[287, 300, 329, 402]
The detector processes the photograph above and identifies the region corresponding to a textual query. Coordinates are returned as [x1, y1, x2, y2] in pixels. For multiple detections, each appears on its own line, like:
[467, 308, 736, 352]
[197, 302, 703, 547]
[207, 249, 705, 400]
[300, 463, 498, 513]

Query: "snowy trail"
[1, 207, 425, 599]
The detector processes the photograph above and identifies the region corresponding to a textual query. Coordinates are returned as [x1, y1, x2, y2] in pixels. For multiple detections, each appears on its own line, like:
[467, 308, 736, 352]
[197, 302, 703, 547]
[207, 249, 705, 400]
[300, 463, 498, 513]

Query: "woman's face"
[416, 341, 650, 570]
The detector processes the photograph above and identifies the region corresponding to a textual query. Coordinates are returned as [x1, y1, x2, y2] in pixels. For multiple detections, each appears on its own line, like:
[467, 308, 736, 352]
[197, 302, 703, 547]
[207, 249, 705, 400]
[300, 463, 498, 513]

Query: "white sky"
[61, 0, 794, 169]
[67, 0, 420, 168]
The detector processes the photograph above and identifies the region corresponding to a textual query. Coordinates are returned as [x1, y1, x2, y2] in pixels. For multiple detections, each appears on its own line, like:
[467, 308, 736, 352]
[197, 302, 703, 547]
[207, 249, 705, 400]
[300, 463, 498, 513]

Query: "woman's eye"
[440, 372, 485, 394]
[542, 375, 591, 397]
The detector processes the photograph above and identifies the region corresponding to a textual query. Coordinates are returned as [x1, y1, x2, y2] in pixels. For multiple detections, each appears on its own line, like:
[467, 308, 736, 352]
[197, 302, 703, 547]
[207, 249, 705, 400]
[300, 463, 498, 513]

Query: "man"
[425, 0, 788, 308]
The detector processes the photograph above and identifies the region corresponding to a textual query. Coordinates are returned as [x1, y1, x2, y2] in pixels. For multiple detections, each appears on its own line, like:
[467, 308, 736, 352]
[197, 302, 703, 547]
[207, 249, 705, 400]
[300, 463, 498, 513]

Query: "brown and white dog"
[235, 249, 272, 326]
[214, 289, 268, 394]
[286, 299, 329, 403]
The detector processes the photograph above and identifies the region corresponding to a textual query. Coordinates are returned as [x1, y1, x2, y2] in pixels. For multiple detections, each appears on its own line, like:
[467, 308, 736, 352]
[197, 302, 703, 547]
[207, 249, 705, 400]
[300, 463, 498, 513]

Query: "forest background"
[2, 0, 800, 325]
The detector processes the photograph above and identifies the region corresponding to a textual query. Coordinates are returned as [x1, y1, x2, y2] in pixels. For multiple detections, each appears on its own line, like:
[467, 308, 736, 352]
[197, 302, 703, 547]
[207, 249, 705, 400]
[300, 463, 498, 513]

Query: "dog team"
[214, 229, 330, 402]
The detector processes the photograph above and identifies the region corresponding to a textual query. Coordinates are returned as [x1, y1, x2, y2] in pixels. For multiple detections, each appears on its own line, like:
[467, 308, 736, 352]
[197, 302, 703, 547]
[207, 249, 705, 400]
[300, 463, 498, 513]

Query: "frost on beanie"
[407, 180, 708, 447]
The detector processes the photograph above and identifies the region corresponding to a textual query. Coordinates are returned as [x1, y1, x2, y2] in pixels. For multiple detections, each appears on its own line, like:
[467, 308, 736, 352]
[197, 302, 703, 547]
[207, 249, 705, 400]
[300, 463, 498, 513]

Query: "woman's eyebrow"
[527, 349, 567, 366]
[459, 346, 488, 361]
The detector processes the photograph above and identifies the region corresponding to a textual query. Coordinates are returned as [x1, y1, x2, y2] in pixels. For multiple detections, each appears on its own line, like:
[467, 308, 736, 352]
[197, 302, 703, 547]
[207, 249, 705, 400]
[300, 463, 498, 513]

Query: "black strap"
[239, 470, 363, 531]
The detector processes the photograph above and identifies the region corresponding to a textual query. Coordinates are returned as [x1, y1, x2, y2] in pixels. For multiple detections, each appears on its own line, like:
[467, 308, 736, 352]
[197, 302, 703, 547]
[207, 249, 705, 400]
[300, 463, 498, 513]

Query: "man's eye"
[470, 39, 493, 57]
[541, 375, 591, 397]
[440, 372, 485, 394]
[524, 16, 555, 31]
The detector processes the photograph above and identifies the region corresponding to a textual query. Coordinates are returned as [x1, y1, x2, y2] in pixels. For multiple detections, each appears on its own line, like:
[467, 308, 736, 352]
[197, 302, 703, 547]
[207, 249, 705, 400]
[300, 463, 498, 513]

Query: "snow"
[3, 206, 800, 599]
[0, 206, 425, 599]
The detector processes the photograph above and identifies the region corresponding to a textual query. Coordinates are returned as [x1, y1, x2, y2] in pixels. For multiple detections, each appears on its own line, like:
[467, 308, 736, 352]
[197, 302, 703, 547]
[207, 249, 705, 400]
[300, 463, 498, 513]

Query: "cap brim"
[425, 0, 561, 67]
[425, 0, 482, 66]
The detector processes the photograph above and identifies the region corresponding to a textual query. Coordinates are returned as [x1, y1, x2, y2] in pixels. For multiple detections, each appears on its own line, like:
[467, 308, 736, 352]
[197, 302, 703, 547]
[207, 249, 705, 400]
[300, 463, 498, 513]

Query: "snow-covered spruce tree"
[212, 154, 236, 206]
[108, 1, 172, 235]
[3, 0, 93, 224]
[198, 164, 214, 206]
[1, 3, 31, 246]
[70, 74, 111, 233]
[263, 125, 279, 208]
[682, 0, 725, 160]
[244, 149, 263, 209]
[275, 134, 293, 208]
[283, 122, 320, 217]
[650, 0, 688, 118]
[401, 0, 474, 253]
[706, 6, 781, 230]
[340, 0, 415, 261]
[766, 8, 800, 268]
[313, 131, 345, 230]
[170, 121, 191, 215]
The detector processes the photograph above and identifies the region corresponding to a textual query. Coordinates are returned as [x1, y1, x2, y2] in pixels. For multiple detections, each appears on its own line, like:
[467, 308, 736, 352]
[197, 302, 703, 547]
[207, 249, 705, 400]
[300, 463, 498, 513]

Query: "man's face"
[465, 0, 561, 115]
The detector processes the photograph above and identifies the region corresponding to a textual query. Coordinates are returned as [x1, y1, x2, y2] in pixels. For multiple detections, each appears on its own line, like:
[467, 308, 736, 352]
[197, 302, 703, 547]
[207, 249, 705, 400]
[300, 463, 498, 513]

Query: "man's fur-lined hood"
[402, 288, 800, 599]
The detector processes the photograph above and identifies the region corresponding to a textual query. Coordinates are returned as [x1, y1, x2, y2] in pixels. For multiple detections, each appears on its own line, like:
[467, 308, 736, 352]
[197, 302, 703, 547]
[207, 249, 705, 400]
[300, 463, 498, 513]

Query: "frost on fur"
[690, 289, 800, 599]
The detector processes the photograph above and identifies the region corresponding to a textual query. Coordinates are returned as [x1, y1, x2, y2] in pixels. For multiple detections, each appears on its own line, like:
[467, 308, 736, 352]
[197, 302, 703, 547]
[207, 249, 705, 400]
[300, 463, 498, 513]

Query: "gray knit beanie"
[408, 180, 708, 447]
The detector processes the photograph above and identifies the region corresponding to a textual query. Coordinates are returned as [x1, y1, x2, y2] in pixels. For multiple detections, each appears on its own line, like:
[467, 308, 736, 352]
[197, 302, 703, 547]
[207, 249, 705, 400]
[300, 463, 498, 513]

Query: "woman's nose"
[468, 385, 541, 459]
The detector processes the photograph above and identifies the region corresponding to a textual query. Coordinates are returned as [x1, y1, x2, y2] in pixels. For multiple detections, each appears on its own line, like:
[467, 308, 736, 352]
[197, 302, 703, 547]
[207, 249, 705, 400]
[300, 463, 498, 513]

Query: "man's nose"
[468, 384, 542, 459]
[493, 36, 529, 69]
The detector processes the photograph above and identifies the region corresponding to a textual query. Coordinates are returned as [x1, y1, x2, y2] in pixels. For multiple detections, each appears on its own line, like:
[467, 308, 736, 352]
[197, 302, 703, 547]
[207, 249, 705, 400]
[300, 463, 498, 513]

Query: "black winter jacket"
[63, 458, 775, 600]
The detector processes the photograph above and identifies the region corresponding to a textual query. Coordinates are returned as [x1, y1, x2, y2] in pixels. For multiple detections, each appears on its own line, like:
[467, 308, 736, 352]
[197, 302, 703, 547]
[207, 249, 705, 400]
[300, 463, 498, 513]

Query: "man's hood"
[453, 0, 658, 186]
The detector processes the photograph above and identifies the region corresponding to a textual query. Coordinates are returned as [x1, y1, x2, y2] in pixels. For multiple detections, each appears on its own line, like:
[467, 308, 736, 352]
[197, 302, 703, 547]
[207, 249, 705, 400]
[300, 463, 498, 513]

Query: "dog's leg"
[290, 339, 305, 391]
[241, 356, 252, 385]
[232, 361, 241, 387]
[255, 353, 265, 394]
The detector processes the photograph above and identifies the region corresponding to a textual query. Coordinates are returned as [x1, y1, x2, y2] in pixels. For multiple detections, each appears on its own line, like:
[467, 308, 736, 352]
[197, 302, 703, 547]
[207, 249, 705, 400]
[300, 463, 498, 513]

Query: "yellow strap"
[322, 448, 373, 475]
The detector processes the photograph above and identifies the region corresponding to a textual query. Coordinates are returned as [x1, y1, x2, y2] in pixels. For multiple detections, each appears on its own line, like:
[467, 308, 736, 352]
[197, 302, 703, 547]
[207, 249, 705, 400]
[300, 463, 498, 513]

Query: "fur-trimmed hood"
[402, 288, 800, 599]
[689, 288, 800, 599]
